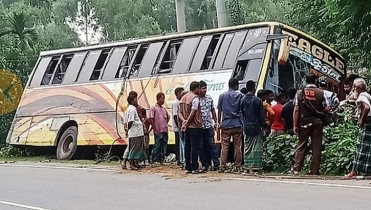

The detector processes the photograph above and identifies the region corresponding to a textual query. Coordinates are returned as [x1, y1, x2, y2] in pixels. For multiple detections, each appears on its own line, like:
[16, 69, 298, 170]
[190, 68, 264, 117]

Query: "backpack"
[299, 88, 335, 127]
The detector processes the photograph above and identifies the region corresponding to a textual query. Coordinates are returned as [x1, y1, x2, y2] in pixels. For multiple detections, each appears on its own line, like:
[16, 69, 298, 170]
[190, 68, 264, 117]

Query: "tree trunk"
[216, 0, 228, 28]
[175, 0, 187, 32]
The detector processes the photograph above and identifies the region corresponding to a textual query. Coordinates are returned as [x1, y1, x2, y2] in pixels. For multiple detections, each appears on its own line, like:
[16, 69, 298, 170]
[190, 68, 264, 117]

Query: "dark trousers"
[185, 128, 202, 171]
[152, 132, 169, 163]
[174, 131, 180, 163]
[241, 131, 245, 166]
[294, 120, 323, 174]
[199, 128, 220, 168]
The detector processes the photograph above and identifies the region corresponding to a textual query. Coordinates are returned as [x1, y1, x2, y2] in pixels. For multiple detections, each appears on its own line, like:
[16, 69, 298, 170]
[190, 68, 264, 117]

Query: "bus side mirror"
[278, 38, 290, 65]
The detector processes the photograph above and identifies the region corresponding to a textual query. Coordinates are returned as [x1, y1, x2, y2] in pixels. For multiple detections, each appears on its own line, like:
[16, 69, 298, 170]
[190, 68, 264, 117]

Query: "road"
[0, 163, 370, 210]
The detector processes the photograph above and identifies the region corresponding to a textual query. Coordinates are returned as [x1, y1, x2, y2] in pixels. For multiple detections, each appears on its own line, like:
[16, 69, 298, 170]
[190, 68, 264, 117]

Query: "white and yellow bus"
[7, 22, 347, 160]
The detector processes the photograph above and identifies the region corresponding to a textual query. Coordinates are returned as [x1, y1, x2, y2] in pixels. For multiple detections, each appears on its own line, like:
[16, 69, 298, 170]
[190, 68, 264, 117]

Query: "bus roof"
[40, 22, 344, 61]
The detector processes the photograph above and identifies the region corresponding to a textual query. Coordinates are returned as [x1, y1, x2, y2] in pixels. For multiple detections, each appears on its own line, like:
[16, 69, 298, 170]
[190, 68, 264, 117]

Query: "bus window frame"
[189, 35, 214, 72]
[27, 57, 41, 88]
[157, 39, 183, 74]
[101, 46, 128, 80]
[39, 55, 62, 86]
[233, 27, 270, 86]
[97, 48, 114, 80]
[137, 42, 165, 78]
[213, 32, 234, 69]
[62, 51, 88, 85]
[76, 50, 103, 83]
[223, 30, 248, 69]
[125, 44, 143, 78]
[89, 48, 112, 81]
[29, 57, 52, 87]
[51, 54, 74, 85]
[131, 44, 150, 77]
[172, 37, 201, 75]
[207, 33, 225, 71]
[48, 55, 63, 85]
[153, 41, 170, 75]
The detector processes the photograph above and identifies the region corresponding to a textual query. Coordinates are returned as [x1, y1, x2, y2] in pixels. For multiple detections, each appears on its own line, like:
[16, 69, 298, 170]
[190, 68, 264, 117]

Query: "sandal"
[130, 167, 139, 171]
[344, 171, 357, 179]
[291, 170, 299, 176]
[218, 167, 225, 173]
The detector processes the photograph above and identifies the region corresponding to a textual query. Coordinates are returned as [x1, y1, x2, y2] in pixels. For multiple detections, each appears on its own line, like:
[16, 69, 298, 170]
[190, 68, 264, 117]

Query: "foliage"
[0, 0, 82, 147]
[263, 134, 297, 173]
[263, 113, 358, 175]
[288, 0, 371, 70]
[321, 117, 358, 175]
[0, 11, 38, 50]
[226, 0, 291, 25]
[0, 144, 29, 158]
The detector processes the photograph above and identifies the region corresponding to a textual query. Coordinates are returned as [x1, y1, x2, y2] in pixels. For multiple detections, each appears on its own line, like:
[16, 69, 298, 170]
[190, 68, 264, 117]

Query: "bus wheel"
[56, 126, 78, 160]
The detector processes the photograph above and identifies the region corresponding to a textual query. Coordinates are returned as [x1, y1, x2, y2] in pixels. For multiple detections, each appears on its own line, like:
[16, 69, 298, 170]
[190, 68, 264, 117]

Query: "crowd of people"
[121, 73, 371, 177]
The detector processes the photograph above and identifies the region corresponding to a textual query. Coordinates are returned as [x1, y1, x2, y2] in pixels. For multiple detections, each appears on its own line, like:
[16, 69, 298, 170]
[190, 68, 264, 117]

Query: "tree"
[0, 12, 37, 50]
[0, 1, 81, 146]
[226, 0, 291, 25]
[288, 0, 371, 70]
[175, 0, 186, 32]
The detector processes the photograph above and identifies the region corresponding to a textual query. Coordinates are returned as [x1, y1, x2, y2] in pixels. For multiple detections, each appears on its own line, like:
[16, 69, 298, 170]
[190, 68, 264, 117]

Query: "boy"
[141, 108, 152, 165]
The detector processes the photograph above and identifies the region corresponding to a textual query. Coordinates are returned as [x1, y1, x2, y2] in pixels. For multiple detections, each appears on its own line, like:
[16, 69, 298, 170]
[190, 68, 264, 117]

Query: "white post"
[175, 0, 187, 32]
[216, 0, 228, 28]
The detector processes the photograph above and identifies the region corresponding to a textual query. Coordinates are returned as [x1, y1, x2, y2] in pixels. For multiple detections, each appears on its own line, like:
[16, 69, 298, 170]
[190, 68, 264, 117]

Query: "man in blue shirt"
[198, 81, 220, 172]
[217, 78, 244, 172]
[241, 80, 265, 174]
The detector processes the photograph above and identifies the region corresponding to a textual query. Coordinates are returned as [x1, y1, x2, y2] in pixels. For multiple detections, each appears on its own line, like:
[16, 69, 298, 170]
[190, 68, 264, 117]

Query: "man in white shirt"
[172, 87, 184, 166]
[318, 76, 340, 110]
[124, 94, 146, 170]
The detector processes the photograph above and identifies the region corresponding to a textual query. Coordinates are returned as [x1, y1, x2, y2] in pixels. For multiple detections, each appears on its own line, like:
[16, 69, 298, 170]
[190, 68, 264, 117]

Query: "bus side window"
[90, 49, 111, 81]
[172, 37, 200, 74]
[76, 50, 103, 83]
[128, 44, 149, 78]
[223, 30, 248, 69]
[52, 54, 74, 85]
[190, 34, 222, 71]
[41, 56, 61, 86]
[62, 52, 88, 84]
[213, 33, 234, 69]
[101, 47, 127, 80]
[158, 40, 183, 74]
[137, 42, 165, 78]
[203, 34, 223, 70]
[115, 46, 137, 78]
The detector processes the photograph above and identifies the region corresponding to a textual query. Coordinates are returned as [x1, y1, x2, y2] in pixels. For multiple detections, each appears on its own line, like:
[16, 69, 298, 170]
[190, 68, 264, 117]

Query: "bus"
[6, 22, 346, 160]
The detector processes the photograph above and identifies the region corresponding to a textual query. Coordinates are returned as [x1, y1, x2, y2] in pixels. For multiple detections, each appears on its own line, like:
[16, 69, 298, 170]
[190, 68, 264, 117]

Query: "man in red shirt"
[270, 93, 287, 137]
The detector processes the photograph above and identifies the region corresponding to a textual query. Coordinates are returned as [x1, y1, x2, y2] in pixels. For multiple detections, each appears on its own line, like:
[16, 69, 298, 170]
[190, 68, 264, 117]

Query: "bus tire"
[56, 126, 78, 160]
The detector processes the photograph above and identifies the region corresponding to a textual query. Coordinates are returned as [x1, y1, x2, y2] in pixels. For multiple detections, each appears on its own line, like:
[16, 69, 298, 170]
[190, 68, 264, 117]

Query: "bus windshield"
[265, 26, 346, 97]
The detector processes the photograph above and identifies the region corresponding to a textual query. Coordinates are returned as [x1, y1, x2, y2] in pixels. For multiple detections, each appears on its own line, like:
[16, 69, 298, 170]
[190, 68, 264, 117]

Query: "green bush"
[263, 134, 297, 173]
[0, 144, 29, 158]
[263, 114, 358, 175]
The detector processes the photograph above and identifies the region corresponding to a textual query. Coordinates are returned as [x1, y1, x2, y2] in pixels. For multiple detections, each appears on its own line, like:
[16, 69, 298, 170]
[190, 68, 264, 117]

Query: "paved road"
[0, 163, 370, 210]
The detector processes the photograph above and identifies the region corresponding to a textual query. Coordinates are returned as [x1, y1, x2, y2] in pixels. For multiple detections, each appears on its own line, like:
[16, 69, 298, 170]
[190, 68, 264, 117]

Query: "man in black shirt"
[282, 88, 296, 135]
[241, 80, 265, 173]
